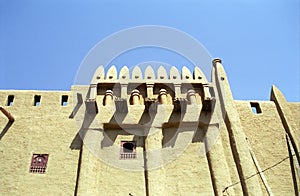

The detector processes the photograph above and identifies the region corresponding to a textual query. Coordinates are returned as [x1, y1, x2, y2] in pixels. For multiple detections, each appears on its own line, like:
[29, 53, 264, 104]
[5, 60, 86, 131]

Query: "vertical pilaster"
[120, 83, 128, 99]
[89, 84, 97, 100]
[271, 85, 300, 183]
[174, 83, 181, 99]
[144, 128, 166, 195]
[146, 83, 154, 99]
[213, 58, 262, 195]
[271, 85, 300, 160]
[203, 83, 212, 100]
[76, 139, 101, 195]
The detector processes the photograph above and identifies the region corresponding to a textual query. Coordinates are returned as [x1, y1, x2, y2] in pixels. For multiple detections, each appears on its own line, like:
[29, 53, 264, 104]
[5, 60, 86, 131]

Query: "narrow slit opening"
[7, 95, 14, 106]
[61, 95, 68, 106]
[250, 102, 262, 114]
[34, 95, 41, 106]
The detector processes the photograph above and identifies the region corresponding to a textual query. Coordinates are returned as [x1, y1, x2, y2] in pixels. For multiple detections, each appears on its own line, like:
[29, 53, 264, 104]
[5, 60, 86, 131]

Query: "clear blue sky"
[0, 0, 299, 101]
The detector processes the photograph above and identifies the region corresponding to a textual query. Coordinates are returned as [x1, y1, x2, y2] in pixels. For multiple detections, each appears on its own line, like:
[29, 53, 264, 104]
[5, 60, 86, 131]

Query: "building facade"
[0, 59, 299, 195]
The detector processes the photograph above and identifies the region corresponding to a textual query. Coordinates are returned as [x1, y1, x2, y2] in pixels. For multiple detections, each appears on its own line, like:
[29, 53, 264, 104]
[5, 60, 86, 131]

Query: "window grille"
[120, 141, 136, 160]
[29, 154, 49, 174]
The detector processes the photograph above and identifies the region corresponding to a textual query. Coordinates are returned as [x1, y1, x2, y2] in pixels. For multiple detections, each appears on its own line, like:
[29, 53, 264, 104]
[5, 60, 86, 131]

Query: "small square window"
[120, 141, 136, 160]
[34, 95, 41, 106]
[61, 95, 68, 106]
[7, 95, 14, 106]
[250, 102, 262, 114]
[29, 154, 49, 174]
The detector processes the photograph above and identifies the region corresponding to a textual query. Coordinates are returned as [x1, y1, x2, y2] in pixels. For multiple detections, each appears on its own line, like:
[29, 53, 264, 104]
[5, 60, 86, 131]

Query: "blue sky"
[0, 0, 299, 101]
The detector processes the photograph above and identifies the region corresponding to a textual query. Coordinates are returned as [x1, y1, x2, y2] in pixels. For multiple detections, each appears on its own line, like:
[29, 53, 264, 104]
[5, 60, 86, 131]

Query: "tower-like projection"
[75, 59, 264, 195]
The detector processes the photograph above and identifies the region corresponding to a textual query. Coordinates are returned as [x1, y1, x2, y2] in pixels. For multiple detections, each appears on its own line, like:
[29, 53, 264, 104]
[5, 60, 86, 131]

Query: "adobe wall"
[0, 62, 299, 196]
[288, 102, 300, 128]
[235, 100, 295, 194]
[0, 90, 80, 195]
[77, 130, 147, 195]
[162, 126, 215, 195]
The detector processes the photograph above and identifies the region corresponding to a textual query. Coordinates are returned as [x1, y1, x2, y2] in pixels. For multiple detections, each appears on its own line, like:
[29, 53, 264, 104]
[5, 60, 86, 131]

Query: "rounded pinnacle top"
[212, 58, 222, 64]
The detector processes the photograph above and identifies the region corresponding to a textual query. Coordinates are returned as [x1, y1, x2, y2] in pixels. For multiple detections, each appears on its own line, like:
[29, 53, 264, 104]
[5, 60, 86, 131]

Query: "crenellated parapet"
[88, 65, 214, 116]
[91, 65, 208, 83]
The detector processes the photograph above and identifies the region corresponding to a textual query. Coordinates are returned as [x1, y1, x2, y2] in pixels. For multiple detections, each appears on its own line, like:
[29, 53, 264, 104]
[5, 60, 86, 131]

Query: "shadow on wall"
[70, 93, 97, 150]
[101, 128, 144, 148]
[69, 93, 83, 119]
[162, 124, 207, 148]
